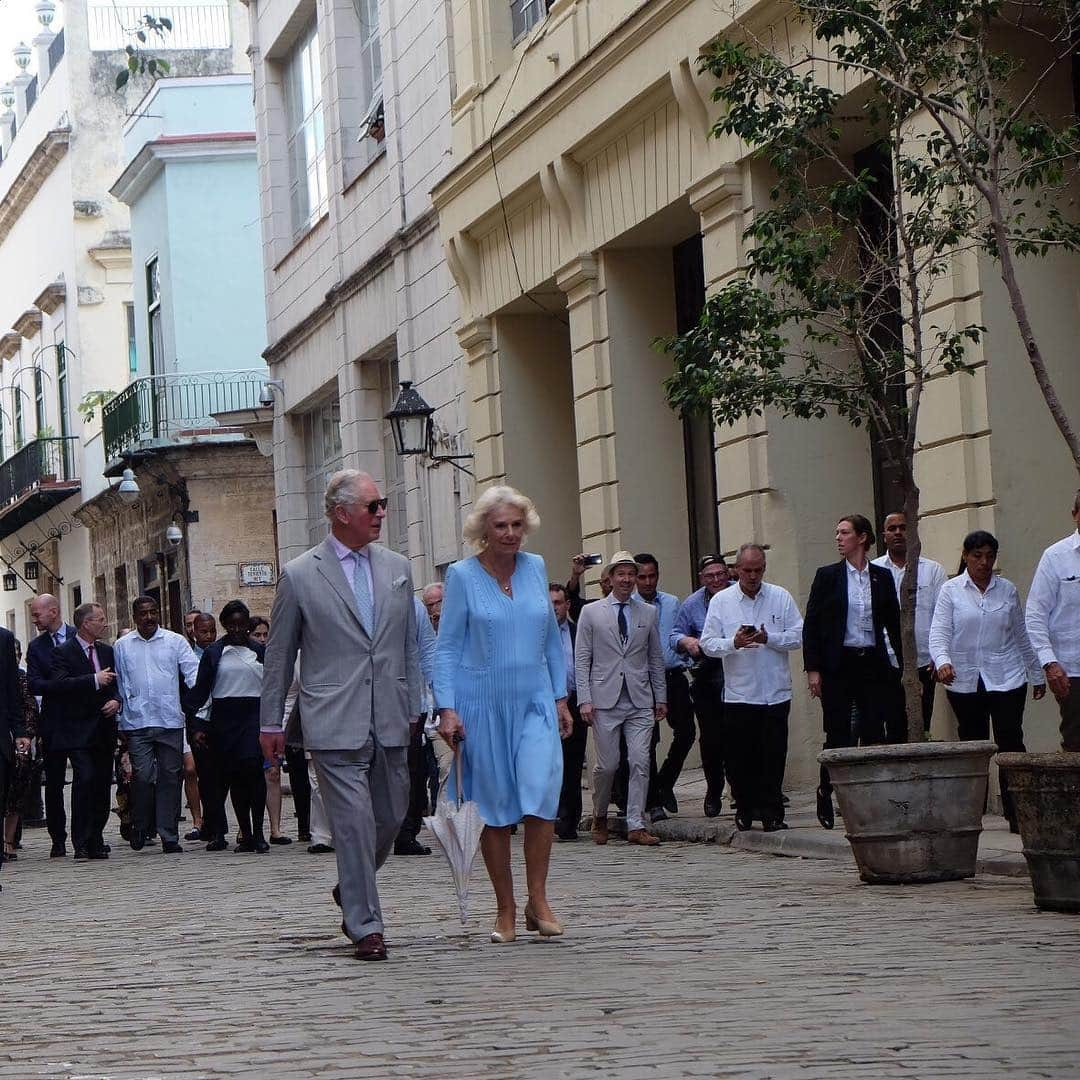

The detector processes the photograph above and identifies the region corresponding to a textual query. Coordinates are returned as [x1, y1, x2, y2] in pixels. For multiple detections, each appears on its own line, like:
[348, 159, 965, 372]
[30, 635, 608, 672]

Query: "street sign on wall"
[239, 561, 275, 587]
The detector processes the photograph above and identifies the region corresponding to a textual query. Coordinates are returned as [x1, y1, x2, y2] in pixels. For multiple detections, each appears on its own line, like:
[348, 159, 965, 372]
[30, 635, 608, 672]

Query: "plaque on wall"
[239, 561, 275, 587]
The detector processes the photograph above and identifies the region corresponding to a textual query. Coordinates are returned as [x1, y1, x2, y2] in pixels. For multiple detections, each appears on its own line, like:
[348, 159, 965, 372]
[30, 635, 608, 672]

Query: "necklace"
[481, 554, 514, 595]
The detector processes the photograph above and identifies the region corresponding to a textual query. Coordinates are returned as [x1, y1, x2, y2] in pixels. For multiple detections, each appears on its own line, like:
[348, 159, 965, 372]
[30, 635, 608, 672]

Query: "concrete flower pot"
[996, 752, 1080, 912]
[818, 740, 997, 884]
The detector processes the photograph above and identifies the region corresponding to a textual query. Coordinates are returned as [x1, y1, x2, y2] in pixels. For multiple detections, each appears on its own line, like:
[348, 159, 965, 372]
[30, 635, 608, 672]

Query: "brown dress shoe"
[627, 829, 660, 846]
[354, 932, 388, 961]
[591, 817, 609, 845]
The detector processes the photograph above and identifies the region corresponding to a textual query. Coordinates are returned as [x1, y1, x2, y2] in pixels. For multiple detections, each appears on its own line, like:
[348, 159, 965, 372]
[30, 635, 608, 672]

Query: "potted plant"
[663, 0, 1080, 882]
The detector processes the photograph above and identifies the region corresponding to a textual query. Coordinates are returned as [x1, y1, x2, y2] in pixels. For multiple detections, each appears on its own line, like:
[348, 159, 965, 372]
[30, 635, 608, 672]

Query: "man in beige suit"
[575, 551, 667, 847]
[261, 470, 422, 961]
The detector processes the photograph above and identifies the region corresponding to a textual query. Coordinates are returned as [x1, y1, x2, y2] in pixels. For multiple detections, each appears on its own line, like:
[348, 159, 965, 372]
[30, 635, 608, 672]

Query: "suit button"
[365, 678, 372, 685]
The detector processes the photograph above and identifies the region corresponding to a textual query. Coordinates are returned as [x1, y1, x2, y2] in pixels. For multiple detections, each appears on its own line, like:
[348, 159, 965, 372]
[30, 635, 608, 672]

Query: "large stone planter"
[996, 752, 1080, 913]
[818, 740, 996, 884]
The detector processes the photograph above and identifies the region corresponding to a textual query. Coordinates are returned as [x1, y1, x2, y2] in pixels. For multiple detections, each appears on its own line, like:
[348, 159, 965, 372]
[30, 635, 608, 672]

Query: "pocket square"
[392, 574, 408, 588]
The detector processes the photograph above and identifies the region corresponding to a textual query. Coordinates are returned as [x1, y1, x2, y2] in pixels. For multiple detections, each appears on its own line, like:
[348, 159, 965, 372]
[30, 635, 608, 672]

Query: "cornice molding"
[0, 126, 70, 247]
[12, 308, 42, 339]
[0, 332, 21, 362]
[33, 279, 65, 315]
[110, 133, 257, 205]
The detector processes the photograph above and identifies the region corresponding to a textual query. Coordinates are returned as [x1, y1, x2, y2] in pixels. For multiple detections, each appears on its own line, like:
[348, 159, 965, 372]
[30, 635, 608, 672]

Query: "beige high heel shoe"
[524, 903, 564, 937]
[490, 926, 517, 943]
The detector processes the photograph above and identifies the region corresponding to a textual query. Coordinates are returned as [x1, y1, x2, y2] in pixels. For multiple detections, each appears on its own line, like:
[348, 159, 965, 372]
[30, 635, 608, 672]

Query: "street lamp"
[385, 381, 473, 473]
[116, 467, 140, 505]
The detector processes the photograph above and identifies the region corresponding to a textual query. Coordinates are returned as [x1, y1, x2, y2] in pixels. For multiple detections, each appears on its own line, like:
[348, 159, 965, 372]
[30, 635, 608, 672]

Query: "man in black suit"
[45, 602, 121, 860]
[803, 513, 904, 829]
[26, 593, 78, 857]
[550, 582, 587, 840]
[0, 625, 26, 890]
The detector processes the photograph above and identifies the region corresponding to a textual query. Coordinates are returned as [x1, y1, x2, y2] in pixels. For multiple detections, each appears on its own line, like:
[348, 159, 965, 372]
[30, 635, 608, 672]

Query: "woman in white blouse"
[186, 600, 269, 853]
[929, 530, 1045, 829]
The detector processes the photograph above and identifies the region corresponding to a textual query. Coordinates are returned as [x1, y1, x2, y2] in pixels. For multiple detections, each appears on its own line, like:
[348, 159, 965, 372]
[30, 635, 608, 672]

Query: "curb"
[584, 814, 1029, 878]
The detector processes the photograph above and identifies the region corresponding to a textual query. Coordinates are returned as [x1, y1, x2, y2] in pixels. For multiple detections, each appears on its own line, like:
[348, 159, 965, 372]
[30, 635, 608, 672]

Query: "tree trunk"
[899, 482, 926, 743]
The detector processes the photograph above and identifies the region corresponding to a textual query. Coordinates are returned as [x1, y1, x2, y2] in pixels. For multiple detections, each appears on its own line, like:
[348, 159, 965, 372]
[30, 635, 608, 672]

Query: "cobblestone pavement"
[2, 805, 1077, 1080]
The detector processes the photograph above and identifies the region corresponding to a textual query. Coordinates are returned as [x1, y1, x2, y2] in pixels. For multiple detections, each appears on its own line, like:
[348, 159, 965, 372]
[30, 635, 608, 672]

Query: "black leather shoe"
[703, 797, 722, 818]
[234, 838, 255, 853]
[555, 830, 578, 842]
[663, 790, 679, 814]
[762, 820, 788, 832]
[734, 813, 753, 831]
[161, 841, 184, 854]
[88, 847, 110, 859]
[394, 839, 431, 856]
[102, 843, 111, 854]
[184, 828, 202, 842]
[129, 830, 145, 851]
[269, 835, 293, 845]
[205, 837, 228, 852]
[297, 830, 312, 843]
[816, 787, 834, 830]
[253, 837, 271, 854]
[74, 848, 90, 861]
[307, 842, 335, 854]
[50, 843, 67, 858]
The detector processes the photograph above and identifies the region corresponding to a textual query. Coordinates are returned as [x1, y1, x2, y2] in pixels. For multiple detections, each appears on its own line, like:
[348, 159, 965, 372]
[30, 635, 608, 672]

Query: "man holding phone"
[699, 544, 803, 831]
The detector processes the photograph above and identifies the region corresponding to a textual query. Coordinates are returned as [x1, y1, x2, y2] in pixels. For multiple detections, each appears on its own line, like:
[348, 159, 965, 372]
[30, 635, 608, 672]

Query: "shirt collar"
[961, 570, 999, 591]
[1072, 529, 1080, 551]
[134, 627, 166, 643]
[76, 633, 95, 651]
[329, 534, 370, 562]
[846, 560, 870, 578]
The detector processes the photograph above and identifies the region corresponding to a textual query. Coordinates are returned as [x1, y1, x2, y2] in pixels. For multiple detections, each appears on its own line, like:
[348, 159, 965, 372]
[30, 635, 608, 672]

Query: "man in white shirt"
[701, 544, 803, 831]
[113, 596, 200, 852]
[1026, 491, 1080, 750]
[872, 512, 947, 732]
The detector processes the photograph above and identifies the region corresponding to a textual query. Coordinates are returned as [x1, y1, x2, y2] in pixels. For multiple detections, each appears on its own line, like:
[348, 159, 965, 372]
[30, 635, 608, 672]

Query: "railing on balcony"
[103, 369, 267, 463]
[48, 27, 66, 71]
[0, 437, 78, 510]
[88, 3, 232, 51]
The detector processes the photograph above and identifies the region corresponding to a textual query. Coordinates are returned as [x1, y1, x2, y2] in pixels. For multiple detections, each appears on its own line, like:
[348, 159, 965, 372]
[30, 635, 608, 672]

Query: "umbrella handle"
[455, 744, 464, 810]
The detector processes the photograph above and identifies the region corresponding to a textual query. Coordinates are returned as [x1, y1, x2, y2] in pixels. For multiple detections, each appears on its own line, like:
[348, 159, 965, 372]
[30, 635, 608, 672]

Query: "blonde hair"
[462, 485, 541, 549]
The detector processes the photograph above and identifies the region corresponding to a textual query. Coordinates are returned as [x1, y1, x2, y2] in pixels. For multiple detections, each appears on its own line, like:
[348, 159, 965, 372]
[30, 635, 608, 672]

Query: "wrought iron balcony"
[102, 369, 268, 466]
[0, 436, 80, 541]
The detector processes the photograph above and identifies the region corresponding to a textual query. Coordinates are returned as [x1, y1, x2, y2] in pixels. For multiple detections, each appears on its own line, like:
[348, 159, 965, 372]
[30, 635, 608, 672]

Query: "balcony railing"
[0, 437, 78, 509]
[88, 3, 232, 51]
[103, 369, 267, 463]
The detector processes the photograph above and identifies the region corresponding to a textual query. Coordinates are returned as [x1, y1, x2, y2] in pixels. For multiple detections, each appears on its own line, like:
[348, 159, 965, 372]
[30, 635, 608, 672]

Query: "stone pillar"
[556, 254, 621, 565]
[33, 31, 55, 87]
[457, 318, 504, 488]
[271, 397, 311, 568]
[13, 74, 31, 127]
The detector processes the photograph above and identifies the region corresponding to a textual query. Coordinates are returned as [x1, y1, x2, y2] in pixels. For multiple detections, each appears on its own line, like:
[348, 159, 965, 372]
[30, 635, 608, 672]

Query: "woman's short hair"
[462, 485, 541, 549]
[219, 599, 251, 626]
[839, 513, 875, 550]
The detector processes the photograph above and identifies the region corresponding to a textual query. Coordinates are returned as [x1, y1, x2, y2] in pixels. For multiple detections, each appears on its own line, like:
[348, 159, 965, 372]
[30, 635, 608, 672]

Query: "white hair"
[324, 469, 376, 519]
[462, 485, 541, 550]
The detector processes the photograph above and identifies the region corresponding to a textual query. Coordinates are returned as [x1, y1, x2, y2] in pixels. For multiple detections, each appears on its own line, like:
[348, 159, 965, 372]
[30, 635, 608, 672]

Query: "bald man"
[26, 594, 78, 857]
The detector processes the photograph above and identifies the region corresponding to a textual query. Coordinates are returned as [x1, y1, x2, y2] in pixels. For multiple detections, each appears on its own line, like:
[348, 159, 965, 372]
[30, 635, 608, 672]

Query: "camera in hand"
[582, 553, 604, 567]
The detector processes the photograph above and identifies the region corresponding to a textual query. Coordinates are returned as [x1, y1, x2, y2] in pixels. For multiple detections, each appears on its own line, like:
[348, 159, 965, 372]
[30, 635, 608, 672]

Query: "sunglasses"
[362, 498, 389, 515]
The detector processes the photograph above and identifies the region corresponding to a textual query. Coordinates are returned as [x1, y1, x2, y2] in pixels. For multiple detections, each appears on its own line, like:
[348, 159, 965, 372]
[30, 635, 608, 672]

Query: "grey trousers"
[127, 727, 184, 844]
[591, 688, 655, 832]
[311, 738, 409, 940]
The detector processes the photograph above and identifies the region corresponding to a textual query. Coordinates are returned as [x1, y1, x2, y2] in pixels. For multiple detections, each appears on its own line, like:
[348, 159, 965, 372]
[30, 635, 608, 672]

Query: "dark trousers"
[0, 753, 9, 872]
[192, 738, 227, 842]
[691, 673, 727, 801]
[725, 702, 790, 824]
[90, 721, 117, 853]
[67, 748, 96, 853]
[947, 679, 1026, 824]
[918, 665, 936, 731]
[284, 745, 311, 835]
[225, 756, 267, 840]
[556, 694, 587, 836]
[1059, 678, 1080, 751]
[655, 670, 696, 799]
[819, 649, 905, 795]
[397, 720, 430, 845]
[42, 741, 71, 845]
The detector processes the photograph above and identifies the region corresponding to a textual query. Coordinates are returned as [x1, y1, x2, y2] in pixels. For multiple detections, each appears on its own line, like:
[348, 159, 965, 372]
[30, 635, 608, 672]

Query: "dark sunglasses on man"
[363, 498, 389, 514]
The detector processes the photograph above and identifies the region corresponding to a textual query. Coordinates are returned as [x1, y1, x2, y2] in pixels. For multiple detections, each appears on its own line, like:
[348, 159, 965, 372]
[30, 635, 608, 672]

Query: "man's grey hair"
[735, 543, 767, 565]
[324, 469, 376, 519]
[422, 582, 444, 601]
[73, 602, 104, 629]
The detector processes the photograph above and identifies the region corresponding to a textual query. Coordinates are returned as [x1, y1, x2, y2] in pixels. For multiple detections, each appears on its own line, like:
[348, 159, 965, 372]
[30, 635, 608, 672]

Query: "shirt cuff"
[1038, 647, 1059, 668]
[259, 726, 283, 734]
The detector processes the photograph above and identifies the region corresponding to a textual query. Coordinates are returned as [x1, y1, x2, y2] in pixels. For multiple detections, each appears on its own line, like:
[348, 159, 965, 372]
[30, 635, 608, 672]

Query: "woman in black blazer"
[803, 514, 904, 828]
[186, 600, 268, 853]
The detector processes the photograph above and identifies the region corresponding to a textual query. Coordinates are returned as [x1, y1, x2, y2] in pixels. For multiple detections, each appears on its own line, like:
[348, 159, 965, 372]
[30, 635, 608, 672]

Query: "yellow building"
[432, 0, 1080, 788]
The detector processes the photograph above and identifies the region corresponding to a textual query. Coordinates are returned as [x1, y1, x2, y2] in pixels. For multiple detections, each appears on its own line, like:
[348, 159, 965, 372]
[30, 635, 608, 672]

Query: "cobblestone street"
[3, 804, 1078, 1080]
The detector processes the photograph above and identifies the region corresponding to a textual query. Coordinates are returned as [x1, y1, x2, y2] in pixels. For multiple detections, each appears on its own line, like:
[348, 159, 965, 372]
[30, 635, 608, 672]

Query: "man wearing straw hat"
[575, 551, 667, 847]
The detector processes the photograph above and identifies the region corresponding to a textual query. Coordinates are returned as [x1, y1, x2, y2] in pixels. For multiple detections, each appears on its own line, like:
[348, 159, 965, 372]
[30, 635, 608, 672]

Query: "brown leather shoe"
[591, 817, 609, 845]
[627, 829, 661, 846]
[354, 932, 388, 961]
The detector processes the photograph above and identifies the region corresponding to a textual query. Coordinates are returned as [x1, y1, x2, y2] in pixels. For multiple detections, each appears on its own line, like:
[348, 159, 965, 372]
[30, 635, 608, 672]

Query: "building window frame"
[284, 21, 329, 241]
[510, 0, 551, 41]
[125, 303, 138, 374]
[13, 384, 24, 450]
[301, 396, 343, 549]
[33, 366, 46, 433]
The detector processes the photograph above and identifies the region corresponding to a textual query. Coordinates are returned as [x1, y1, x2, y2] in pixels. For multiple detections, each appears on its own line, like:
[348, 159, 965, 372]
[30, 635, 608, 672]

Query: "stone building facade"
[432, 0, 1080, 787]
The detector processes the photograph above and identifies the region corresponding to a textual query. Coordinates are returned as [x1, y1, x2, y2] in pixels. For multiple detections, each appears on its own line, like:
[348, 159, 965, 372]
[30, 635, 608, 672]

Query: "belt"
[843, 646, 875, 658]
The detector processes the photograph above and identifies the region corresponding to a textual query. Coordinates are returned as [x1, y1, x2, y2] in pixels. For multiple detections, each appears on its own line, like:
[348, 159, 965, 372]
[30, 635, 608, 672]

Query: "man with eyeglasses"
[671, 555, 733, 817]
[261, 469, 422, 963]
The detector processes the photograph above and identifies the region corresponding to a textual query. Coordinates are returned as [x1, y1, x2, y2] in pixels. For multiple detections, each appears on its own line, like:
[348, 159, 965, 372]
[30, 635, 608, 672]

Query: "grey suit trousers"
[311, 738, 409, 940]
[591, 686, 654, 832]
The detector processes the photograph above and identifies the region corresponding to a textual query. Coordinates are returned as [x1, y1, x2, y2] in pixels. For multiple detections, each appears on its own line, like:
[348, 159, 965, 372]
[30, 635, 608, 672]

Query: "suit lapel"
[314, 538, 369, 637]
[835, 560, 849, 626]
[370, 544, 392, 643]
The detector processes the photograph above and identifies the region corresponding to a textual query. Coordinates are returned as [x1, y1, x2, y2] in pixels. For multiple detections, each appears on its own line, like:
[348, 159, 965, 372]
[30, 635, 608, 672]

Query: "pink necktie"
[86, 643, 99, 673]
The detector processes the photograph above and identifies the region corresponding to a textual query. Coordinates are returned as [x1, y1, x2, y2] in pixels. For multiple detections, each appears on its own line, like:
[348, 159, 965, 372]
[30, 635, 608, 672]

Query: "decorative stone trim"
[12, 309, 42, 339]
[0, 126, 70, 246]
[0, 332, 22, 362]
[33, 279, 65, 315]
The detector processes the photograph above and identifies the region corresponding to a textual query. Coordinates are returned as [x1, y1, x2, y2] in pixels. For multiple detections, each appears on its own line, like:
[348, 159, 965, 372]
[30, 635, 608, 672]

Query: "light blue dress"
[433, 551, 567, 826]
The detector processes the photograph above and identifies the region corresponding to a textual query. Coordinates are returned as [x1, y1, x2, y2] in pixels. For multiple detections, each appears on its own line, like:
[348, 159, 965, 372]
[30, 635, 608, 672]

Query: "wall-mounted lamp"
[115, 467, 140, 506]
[23, 560, 38, 581]
[385, 381, 473, 474]
[2, 572, 17, 592]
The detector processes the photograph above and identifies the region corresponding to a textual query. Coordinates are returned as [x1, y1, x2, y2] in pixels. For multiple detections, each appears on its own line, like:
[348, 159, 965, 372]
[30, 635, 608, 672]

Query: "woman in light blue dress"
[434, 485, 574, 944]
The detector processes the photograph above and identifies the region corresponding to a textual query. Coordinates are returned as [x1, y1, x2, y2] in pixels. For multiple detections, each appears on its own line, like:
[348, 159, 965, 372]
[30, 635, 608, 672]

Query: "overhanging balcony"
[0, 437, 80, 541]
[102, 369, 268, 470]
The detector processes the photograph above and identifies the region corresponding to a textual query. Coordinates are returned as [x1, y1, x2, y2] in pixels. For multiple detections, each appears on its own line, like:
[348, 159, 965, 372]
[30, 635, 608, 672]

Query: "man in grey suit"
[261, 469, 422, 962]
[576, 551, 667, 848]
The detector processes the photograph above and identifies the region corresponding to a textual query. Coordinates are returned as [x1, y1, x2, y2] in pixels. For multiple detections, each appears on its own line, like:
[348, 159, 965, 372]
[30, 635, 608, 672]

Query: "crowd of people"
[1, 472, 1077, 964]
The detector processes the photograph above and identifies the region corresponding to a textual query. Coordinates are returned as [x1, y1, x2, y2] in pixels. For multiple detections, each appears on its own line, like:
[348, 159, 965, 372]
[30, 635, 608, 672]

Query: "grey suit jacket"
[575, 594, 666, 711]
[260, 537, 422, 751]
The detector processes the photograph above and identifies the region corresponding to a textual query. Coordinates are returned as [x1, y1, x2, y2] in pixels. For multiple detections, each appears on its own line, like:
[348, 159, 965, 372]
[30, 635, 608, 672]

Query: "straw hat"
[603, 550, 640, 577]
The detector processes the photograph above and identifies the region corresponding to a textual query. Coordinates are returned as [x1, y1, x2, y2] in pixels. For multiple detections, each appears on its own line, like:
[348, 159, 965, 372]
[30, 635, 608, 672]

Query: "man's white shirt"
[872, 553, 947, 668]
[700, 582, 804, 705]
[1026, 529, 1080, 677]
[113, 626, 199, 731]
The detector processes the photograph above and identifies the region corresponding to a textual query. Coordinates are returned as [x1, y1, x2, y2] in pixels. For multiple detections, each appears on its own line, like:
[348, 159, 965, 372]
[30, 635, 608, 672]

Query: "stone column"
[457, 317, 504, 488]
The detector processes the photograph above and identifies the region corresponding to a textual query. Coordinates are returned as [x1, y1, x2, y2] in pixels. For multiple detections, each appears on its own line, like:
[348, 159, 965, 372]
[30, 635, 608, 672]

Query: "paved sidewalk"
[586, 768, 1029, 877]
[1, 802, 1076, 1079]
